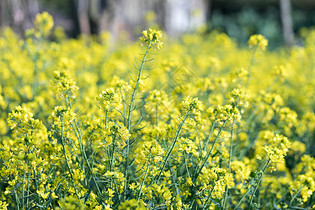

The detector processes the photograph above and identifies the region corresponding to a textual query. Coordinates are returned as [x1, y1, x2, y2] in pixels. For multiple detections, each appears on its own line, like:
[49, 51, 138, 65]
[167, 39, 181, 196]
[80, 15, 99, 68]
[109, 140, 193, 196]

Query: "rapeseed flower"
[1, 12, 315, 209]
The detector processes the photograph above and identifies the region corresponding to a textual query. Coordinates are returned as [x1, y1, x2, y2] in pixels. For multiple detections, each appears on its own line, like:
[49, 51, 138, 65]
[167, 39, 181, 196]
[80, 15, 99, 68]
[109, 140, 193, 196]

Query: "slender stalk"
[137, 153, 151, 200]
[33, 168, 41, 204]
[233, 185, 252, 210]
[127, 41, 152, 131]
[193, 120, 227, 182]
[121, 89, 127, 126]
[170, 163, 180, 196]
[155, 104, 159, 126]
[203, 186, 216, 209]
[32, 56, 39, 99]
[289, 187, 303, 206]
[60, 120, 81, 200]
[189, 199, 196, 209]
[202, 122, 216, 152]
[234, 159, 269, 210]
[249, 159, 270, 207]
[246, 46, 258, 88]
[124, 41, 152, 199]
[22, 172, 26, 209]
[26, 173, 30, 208]
[110, 135, 116, 189]
[105, 110, 108, 128]
[155, 111, 190, 183]
[66, 96, 101, 195]
[223, 119, 235, 209]
[13, 187, 20, 210]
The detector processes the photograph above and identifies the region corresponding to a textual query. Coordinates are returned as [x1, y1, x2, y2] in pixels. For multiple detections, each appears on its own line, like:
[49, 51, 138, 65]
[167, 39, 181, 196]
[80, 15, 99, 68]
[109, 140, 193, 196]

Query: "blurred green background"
[1, 0, 315, 48]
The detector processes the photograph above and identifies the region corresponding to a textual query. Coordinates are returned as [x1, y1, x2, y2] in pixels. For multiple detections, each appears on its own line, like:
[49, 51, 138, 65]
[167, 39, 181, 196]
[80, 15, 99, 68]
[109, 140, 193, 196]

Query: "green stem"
[32, 56, 38, 99]
[156, 104, 159, 126]
[203, 186, 216, 209]
[110, 135, 116, 189]
[66, 96, 102, 195]
[137, 153, 151, 200]
[233, 185, 252, 210]
[193, 120, 227, 182]
[14, 187, 20, 210]
[249, 159, 270, 207]
[60, 120, 81, 201]
[127, 41, 152, 131]
[170, 162, 180, 196]
[26, 173, 30, 208]
[124, 41, 152, 199]
[155, 111, 190, 183]
[202, 121, 216, 152]
[223, 119, 235, 209]
[22, 172, 26, 209]
[289, 187, 303, 206]
[246, 46, 258, 88]
[33, 168, 41, 205]
[105, 110, 108, 128]
[234, 159, 269, 210]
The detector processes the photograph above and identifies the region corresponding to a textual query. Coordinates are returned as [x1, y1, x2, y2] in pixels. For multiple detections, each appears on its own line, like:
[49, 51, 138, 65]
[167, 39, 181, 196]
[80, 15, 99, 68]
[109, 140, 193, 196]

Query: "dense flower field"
[0, 12, 314, 209]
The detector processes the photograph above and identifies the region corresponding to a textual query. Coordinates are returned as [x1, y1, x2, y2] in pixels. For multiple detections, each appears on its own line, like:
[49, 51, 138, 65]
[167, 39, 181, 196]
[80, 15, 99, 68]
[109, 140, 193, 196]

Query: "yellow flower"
[51, 58, 78, 100]
[118, 199, 146, 210]
[139, 28, 163, 50]
[248, 34, 268, 50]
[34, 12, 54, 36]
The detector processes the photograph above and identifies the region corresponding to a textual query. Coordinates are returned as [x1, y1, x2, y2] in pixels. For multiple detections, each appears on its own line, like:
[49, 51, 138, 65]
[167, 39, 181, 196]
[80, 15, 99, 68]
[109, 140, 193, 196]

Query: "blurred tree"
[1, 0, 314, 47]
[0, 0, 39, 35]
[90, 0, 118, 35]
[76, 0, 90, 35]
[280, 0, 294, 46]
[165, 0, 208, 36]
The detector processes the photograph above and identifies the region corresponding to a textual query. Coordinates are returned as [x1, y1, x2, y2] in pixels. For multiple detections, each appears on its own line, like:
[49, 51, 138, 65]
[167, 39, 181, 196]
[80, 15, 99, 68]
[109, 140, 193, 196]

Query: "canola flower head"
[7, 106, 34, 130]
[108, 121, 130, 145]
[272, 65, 287, 78]
[0, 201, 8, 209]
[214, 104, 242, 125]
[145, 89, 170, 114]
[257, 131, 292, 172]
[97, 88, 121, 110]
[118, 199, 146, 210]
[49, 106, 76, 139]
[295, 175, 315, 202]
[226, 88, 248, 109]
[34, 11, 54, 36]
[181, 96, 204, 114]
[248, 34, 268, 50]
[139, 28, 163, 50]
[51, 59, 79, 100]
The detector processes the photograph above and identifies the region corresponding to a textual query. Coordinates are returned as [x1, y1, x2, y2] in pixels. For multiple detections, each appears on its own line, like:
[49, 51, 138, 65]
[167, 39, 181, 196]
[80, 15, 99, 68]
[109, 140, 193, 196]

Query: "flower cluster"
[51, 58, 79, 100]
[213, 104, 241, 125]
[180, 96, 204, 114]
[34, 11, 54, 36]
[226, 88, 248, 108]
[139, 28, 163, 50]
[7, 106, 48, 144]
[257, 130, 291, 171]
[145, 90, 170, 119]
[248, 34, 268, 50]
[97, 88, 121, 111]
[49, 105, 76, 139]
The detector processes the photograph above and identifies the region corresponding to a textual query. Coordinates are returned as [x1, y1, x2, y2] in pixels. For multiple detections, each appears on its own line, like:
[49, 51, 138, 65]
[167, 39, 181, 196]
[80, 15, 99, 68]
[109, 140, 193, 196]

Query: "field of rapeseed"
[0, 12, 314, 209]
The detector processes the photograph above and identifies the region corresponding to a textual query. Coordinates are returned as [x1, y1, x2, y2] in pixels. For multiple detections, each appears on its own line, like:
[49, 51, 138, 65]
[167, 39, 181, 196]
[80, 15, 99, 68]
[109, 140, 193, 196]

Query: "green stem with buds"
[124, 41, 152, 200]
